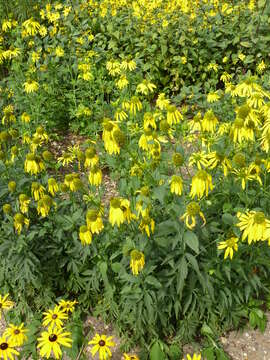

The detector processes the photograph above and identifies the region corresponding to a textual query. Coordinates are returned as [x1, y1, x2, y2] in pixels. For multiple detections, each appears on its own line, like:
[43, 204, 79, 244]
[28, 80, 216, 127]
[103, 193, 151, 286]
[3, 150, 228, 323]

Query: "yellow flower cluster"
[0, 294, 27, 360]
[38, 299, 77, 359]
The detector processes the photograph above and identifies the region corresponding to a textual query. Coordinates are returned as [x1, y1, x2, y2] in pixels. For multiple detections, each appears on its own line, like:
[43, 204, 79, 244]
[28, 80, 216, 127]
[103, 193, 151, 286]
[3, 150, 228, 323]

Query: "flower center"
[227, 237, 237, 247]
[87, 209, 98, 222]
[52, 314, 58, 319]
[254, 212, 265, 224]
[234, 118, 244, 128]
[111, 198, 121, 208]
[14, 329, 20, 335]
[49, 334, 58, 342]
[197, 170, 207, 181]
[186, 202, 200, 216]
[131, 250, 142, 261]
[98, 340, 106, 347]
[0, 343, 8, 350]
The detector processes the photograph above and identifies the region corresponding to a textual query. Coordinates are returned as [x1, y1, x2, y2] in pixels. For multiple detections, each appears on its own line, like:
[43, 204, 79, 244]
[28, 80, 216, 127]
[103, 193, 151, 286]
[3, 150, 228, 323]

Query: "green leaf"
[201, 322, 214, 336]
[150, 342, 165, 360]
[176, 256, 188, 295]
[145, 276, 162, 289]
[222, 213, 235, 225]
[240, 41, 251, 48]
[203, 347, 215, 360]
[184, 231, 199, 254]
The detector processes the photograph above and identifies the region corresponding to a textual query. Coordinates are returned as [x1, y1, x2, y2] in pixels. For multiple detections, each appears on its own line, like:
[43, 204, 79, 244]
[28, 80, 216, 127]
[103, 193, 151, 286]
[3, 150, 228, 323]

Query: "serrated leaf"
[145, 276, 162, 289]
[184, 231, 199, 254]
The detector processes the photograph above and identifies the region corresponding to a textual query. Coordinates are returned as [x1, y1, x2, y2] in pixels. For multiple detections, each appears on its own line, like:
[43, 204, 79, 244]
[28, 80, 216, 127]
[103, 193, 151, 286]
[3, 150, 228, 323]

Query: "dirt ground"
[220, 312, 270, 360]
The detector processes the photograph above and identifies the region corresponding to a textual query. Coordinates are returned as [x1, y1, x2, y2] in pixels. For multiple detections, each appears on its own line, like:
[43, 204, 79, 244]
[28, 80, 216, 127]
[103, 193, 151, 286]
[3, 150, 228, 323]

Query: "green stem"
[75, 325, 94, 360]
[255, 0, 267, 37]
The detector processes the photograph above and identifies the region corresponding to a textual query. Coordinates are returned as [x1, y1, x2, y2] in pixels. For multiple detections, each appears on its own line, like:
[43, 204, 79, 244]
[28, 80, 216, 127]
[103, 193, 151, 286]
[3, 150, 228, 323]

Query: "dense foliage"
[0, 0, 270, 359]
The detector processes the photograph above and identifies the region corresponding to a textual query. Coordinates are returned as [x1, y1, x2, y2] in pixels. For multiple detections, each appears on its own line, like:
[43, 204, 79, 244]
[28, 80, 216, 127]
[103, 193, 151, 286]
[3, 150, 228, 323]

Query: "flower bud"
[8, 181, 16, 192]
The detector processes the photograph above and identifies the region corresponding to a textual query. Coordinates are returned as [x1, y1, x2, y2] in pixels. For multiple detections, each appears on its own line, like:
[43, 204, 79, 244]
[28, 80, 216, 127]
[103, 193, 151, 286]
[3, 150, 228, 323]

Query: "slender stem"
[255, 0, 267, 37]
[75, 325, 94, 360]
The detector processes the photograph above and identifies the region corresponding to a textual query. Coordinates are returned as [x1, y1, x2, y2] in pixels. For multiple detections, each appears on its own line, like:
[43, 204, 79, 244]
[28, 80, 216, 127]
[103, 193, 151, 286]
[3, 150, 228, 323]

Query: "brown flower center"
[49, 334, 58, 342]
[14, 329, 20, 335]
[0, 343, 8, 350]
[52, 314, 58, 319]
[98, 340, 106, 347]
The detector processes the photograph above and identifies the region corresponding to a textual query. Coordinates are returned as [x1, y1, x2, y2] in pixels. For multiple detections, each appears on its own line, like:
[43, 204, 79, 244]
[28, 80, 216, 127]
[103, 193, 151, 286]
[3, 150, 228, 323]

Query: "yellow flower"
[0, 294, 14, 318]
[166, 105, 183, 125]
[58, 152, 75, 166]
[170, 175, 183, 195]
[129, 96, 142, 115]
[186, 354, 201, 360]
[58, 300, 77, 314]
[109, 198, 125, 227]
[22, 18, 40, 36]
[42, 305, 68, 328]
[86, 209, 104, 234]
[3, 204, 12, 215]
[23, 80, 39, 93]
[102, 120, 121, 155]
[88, 333, 115, 360]
[84, 147, 99, 168]
[139, 215, 155, 237]
[143, 112, 156, 130]
[124, 354, 139, 360]
[55, 46, 64, 57]
[37, 325, 72, 359]
[0, 336, 19, 360]
[13, 213, 29, 234]
[79, 225, 92, 245]
[201, 110, 218, 133]
[130, 250, 145, 275]
[232, 167, 262, 190]
[88, 166, 102, 186]
[21, 112, 30, 123]
[238, 53, 246, 61]
[117, 74, 129, 89]
[37, 195, 54, 217]
[136, 79, 156, 95]
[39, 25, 48, 37]
[4, 323, 27, 346]
[48, 178, 59, 196]
[230, 118, 254, 144]
[64, 174, 83, 192]
[220, 72, 232, 83]
[189, 151, 209, 170]
[207, 152, 231, 177]
[156, 93, 170, 110]
[114, 108, 128, 122]
[24, 153, 45, 175]
[207, 63, 218, 72]
[189, 112, 202, 132]
[218, 237, 238, 260]
[19, 194, 31, 214]
[257, 60, 266, 74]
[120, 59, 136, 71]
[190, 170, 213, 199]
[31, 182, 45, 201]
[237, 211, 270, 244]
[180, 202, 206, 229]
[181, 56, 187, 64]
[106, 60, 121, 76]
[207, 91, 220, 103]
